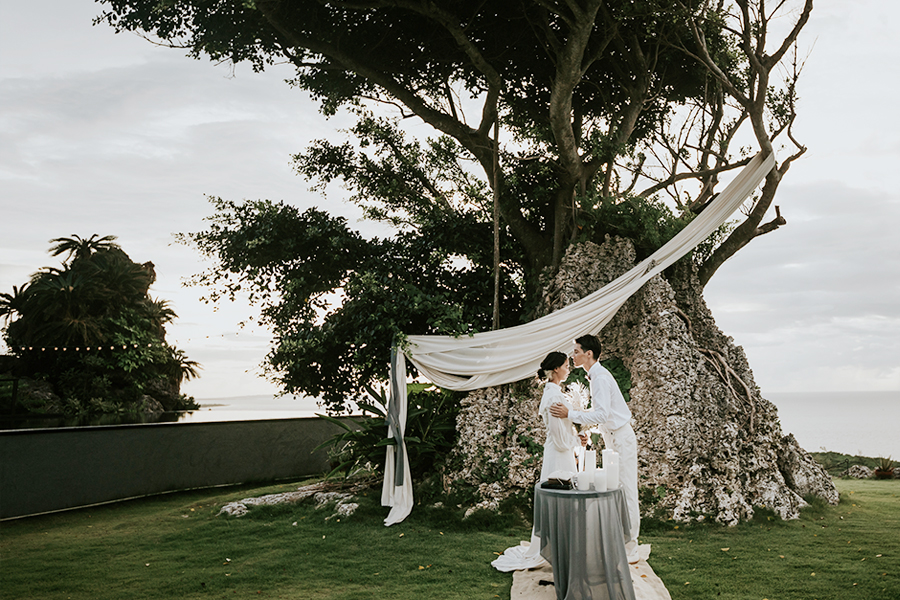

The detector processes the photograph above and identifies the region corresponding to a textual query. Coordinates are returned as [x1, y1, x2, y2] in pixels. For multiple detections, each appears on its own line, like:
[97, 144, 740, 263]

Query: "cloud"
[3, 1, 899, 398]
[705, 180, 900, 391]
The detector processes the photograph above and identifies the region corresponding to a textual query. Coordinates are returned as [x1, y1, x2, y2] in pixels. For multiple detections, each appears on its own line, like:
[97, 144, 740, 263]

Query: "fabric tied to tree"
[382, 151, 776, 524]
[382, 348, 413, 526]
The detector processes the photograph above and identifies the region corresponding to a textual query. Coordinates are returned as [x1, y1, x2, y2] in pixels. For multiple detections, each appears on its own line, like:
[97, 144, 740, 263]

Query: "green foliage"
[1, 236, 198, 415]
[601, 357, 633, 402]
[180, 196, 524, 410]
[316, 383, 462, 481]
[810, 451, 884, 476]
[577, 192, 693, 261]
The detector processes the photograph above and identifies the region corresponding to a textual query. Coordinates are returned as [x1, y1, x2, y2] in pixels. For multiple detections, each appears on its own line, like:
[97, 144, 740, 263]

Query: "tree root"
[698, 347, 756, 435]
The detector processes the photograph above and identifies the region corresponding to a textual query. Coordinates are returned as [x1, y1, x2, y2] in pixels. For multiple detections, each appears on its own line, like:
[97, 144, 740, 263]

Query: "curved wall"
[0, 417, 355, 519]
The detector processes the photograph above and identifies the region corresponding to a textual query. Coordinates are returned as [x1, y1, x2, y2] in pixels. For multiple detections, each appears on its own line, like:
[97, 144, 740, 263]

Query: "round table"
[533, 484, 636, 600]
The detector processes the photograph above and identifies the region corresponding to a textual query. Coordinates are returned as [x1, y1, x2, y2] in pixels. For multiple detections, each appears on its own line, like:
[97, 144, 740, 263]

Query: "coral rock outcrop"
[446, 237, 837, 524]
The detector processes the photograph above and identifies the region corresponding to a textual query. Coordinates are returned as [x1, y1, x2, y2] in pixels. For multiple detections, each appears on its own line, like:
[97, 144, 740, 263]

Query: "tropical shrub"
[0, 235, 199, 416]
[316, 383, 462, 481]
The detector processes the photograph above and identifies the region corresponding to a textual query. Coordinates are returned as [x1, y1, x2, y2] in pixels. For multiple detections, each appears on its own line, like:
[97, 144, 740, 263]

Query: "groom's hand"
[549, 403, 569, 418]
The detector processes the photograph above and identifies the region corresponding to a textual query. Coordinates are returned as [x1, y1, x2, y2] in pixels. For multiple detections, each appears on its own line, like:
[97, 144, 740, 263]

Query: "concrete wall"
[0, 417, 353, 519]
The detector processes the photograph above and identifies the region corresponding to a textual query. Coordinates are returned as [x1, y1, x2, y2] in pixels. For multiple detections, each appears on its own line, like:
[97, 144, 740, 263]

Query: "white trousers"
[607, 422, 640, 543]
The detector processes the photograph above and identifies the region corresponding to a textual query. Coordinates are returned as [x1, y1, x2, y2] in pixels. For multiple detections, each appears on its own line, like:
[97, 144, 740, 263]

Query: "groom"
[549, 334, 641, 564]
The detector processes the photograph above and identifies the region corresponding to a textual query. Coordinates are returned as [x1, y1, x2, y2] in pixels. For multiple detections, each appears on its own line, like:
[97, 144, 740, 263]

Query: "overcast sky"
[1, 1, 898, 400]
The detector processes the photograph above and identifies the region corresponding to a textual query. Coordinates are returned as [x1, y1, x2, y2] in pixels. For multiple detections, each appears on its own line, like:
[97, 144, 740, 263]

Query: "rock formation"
[446, 237, 837, 524]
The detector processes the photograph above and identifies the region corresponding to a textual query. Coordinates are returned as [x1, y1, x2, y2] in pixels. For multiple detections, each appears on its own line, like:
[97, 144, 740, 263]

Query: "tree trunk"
[445, 237, 837, 523]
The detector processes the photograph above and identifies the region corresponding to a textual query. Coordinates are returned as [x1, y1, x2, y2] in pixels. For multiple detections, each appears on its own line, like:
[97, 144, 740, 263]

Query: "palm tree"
[48, 234, 119, 263]
[140, 298, 178, 337]
[25, 269, 105, 347]
[0, 285, 27, 326]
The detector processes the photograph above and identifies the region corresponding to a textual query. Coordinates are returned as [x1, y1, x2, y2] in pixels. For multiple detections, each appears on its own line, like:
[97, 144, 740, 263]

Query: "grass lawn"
[1, 478, 897, 599]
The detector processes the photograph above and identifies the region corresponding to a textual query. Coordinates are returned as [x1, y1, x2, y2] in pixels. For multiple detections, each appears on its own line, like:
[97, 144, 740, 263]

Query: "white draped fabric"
[382, 151, 776, 525]
[382, 350, 413, 526]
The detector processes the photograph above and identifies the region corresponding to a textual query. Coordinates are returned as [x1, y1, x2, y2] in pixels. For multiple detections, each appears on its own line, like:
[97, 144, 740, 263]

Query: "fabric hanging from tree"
[382, 150, 776, 526]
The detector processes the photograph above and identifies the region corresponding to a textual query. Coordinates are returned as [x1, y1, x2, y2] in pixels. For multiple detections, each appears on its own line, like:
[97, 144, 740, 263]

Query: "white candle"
[602, 449, 620, 489]
[577, 470, 594, 491]
[594, 468, 608, 492]
[584, 450, 597, 473]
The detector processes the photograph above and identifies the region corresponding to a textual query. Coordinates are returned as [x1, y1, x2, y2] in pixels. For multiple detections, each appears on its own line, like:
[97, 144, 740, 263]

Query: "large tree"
[97, 0, 811, 409]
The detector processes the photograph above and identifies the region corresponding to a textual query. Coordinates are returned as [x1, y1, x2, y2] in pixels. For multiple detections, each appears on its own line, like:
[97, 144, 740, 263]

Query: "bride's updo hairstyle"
[538, 351, 568, 380]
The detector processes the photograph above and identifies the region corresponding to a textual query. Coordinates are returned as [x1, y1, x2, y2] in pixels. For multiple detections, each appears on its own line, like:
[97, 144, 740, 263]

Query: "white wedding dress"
[491, 382, 580, 572]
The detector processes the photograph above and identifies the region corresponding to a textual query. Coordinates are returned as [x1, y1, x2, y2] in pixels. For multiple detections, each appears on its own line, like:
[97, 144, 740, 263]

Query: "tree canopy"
[1, 236, 199, 416]
[97, 0, 812, 409]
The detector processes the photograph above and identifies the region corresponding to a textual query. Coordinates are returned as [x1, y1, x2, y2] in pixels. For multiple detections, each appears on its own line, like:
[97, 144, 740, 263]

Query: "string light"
[17, 342, 160, 353]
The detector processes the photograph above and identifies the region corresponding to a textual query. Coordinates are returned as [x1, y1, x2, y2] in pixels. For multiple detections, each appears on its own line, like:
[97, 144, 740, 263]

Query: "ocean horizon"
[764, 390, 899, 461]
[188, 390, 900, 460]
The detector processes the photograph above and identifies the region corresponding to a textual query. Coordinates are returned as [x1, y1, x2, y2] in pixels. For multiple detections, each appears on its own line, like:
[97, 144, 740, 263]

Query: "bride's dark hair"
[538, 351, 568, 380]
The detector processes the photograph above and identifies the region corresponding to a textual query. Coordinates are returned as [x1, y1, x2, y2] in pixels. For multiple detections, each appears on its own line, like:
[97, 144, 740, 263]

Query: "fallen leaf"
[811, 572, 815, 576]
[779, 555, 785, 559]
[399, 533, 404, 537]
[641, 574, 647, 578]
[876, 554, 882, 557]
[721, 548, 730, 552]
[418, 566, 425, 570]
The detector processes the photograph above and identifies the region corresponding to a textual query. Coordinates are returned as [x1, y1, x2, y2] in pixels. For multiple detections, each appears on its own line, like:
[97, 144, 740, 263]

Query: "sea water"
[765, 390, 900, 459]
[183, 394, 341, 423]
[195, 391, 899, 458]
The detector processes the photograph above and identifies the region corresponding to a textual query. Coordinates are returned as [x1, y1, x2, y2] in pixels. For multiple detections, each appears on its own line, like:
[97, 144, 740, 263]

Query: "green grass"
[1, 479, 897, 599]
[0, 480, 523, 600]
[641, 478, 900, 599]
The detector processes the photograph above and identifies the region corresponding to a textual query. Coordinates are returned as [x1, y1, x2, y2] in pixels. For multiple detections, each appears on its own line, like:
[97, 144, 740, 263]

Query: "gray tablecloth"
[533, 484, 636, 600]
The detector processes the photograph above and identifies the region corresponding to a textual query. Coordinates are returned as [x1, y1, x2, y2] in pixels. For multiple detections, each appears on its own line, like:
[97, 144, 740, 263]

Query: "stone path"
[510, 545, 671, 600]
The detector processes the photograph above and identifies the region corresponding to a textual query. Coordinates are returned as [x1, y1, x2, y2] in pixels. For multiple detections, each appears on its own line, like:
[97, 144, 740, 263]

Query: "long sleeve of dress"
[545, 410, 577, 452]
[540, 386, 578, 452]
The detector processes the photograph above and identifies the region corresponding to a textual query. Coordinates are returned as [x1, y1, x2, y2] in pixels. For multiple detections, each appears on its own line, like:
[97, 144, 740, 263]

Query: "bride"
[537, 351, 580, 480]
[491, 351, 582, 572]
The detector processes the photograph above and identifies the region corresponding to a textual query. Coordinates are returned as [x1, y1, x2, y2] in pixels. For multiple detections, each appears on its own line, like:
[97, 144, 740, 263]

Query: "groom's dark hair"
[575, 334, 601, 360]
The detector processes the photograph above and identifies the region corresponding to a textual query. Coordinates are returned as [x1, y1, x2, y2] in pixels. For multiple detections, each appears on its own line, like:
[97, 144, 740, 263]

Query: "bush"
[316, 383, 462, 481]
